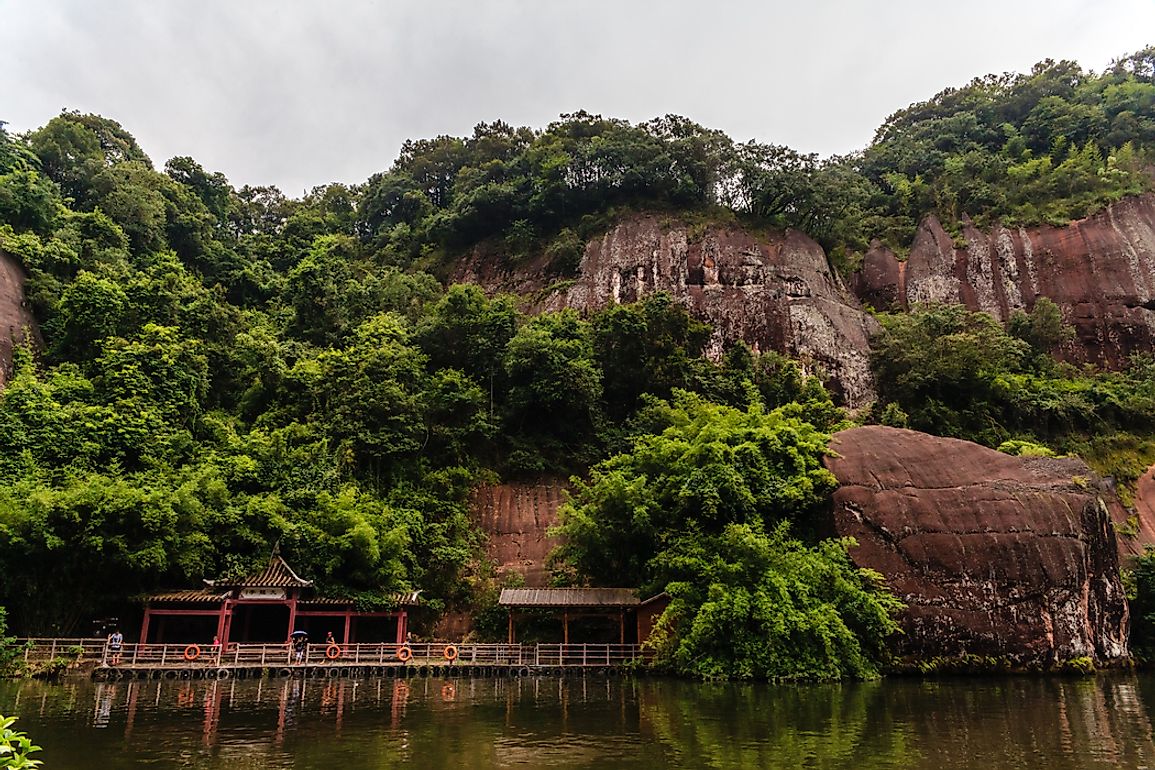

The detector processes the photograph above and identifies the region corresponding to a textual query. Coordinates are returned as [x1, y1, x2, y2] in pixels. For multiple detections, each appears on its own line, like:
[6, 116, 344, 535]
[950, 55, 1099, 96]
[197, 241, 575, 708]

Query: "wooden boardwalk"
[11, 639, 649, 680]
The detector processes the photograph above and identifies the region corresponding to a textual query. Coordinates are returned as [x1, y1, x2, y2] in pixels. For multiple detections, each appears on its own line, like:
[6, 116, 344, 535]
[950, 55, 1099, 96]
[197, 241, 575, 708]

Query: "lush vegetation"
[1128, 549, 1155, 663]
[552, 392, 901, 680]
[3, 106, 866, 639]
[0, 716, 40, 770]
[2, 46, 1155, 676]
[869, 300, 1155, 493]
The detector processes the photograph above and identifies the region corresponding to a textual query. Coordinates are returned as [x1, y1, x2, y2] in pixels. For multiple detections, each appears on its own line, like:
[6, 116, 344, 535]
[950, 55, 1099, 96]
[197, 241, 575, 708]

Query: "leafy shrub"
[0, 716, 41, 769]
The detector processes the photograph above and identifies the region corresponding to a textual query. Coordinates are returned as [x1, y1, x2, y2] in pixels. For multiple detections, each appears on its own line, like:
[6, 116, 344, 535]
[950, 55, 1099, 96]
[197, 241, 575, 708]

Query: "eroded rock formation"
[0, 249, 37, 388]
[826, 425, 1130, 668]
[856, 194, 1155, 370]
[454, 214, 879, 407]
[470, 479, 566, 586]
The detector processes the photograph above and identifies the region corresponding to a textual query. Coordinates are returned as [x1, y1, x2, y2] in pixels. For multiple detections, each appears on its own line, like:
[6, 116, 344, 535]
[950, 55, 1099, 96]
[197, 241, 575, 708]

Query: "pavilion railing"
[8, 639, 650, 668]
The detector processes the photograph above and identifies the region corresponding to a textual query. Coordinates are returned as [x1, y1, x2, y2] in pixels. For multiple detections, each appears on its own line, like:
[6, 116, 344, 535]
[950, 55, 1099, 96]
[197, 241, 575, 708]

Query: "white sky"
[1, 0, 1152, 195]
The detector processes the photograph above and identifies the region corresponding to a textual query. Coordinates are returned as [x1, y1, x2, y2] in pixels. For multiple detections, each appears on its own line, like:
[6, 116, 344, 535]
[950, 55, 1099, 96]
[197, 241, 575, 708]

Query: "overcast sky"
[2, 0, 1153, 195]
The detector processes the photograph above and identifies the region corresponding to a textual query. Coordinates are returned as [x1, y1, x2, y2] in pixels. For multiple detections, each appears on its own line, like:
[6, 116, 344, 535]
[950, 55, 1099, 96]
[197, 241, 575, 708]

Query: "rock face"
[470, 480, 566, 586]
[454, 214, 879, 407]
[856, 194, 1155, 369]
[0, 249, 37, 388]
[1124, 466, 1155, 558]
[826, 425, 1130, 667]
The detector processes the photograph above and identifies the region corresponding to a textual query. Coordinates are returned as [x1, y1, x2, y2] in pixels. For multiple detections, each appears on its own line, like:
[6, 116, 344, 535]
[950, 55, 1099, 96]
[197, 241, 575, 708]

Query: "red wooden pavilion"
[138, 554, 420, 645]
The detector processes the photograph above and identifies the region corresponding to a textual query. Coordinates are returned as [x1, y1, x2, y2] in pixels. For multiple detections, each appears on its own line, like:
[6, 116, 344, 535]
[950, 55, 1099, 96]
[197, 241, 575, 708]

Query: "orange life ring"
[325, 643, 341, 660]
[183, 644, 201, 661]
[396, 645, 412, 662]
[443, 644, 458, 661]
[441, 683, 456, 701]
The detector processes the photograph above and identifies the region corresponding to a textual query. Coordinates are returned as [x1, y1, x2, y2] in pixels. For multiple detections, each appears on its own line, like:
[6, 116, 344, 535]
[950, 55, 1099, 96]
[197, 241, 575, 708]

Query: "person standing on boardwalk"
[107, 628, 123, 665]
[291, 632, 307, 663]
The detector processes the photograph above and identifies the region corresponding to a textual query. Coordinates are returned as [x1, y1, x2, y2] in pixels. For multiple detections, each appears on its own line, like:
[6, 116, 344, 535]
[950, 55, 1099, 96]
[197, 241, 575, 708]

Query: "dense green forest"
[1, 47, 1155, 678]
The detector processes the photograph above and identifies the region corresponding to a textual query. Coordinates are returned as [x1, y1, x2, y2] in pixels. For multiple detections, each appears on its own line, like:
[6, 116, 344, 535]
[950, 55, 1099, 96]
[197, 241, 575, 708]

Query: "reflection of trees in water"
[638, 679, 912, 769]
[860, 676, 1155, 770]
[3, 675, 1155, 768]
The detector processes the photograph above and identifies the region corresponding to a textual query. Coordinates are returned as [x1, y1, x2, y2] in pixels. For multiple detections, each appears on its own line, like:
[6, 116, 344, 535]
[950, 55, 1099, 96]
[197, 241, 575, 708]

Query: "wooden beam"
[507, 611, 514, 645]
[140, 609, 227, 617]
[563, 610, 569, 645]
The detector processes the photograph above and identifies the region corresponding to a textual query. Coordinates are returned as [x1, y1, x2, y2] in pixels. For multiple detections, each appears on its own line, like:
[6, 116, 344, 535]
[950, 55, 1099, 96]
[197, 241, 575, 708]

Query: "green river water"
[1, 673, 1153, 769]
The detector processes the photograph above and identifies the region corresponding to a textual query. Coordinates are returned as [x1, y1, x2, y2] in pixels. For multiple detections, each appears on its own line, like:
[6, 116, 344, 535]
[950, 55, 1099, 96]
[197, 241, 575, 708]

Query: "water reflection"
[1, 674, 1154, 768]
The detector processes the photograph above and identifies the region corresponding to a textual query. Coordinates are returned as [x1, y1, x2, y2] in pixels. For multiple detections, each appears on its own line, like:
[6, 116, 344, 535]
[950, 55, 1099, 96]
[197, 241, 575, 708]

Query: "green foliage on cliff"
[1128, 548, 1155, 663]
[553, 392, 901, 681]
[869, 299, 1155, 494]
[860, 49, 1155, 244]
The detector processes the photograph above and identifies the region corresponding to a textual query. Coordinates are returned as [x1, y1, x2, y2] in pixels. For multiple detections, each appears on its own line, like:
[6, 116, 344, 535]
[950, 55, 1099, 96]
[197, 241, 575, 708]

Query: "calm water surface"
[1, 673, 1153, 769]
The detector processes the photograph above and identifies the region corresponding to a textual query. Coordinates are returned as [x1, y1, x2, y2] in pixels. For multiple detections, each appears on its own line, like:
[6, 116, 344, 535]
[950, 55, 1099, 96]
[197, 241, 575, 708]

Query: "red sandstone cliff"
[0, 249, 37, 388]
[470, 480, 566, 586]
[855, 194, 1155, 370]
[826, 425, 1130, 668]
[454, 214, 879, 408]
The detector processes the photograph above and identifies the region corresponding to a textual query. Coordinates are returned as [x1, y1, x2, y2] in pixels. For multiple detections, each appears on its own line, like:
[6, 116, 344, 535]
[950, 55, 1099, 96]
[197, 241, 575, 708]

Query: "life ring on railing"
[183, 644, 201, 661]
[396, 645, 412, 662]
[443, 644, 458, 661]
[325, 643, 342, 660]
[441, 683, 456, 701]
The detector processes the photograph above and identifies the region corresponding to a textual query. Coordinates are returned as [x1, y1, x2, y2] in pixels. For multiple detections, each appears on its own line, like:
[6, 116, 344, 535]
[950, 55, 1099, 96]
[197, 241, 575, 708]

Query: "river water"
[1, 673, 1153, 768]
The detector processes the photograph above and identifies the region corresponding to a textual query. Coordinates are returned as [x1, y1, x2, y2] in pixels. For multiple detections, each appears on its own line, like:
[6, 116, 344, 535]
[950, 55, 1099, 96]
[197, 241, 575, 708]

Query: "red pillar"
[220, 602, 234, 646]
[342, 607, 352, 645]
[214, 601, 229, 644]
[286, 597, 298, 641]
[394, 612, 404, 644]
[139, 607, 152, 644]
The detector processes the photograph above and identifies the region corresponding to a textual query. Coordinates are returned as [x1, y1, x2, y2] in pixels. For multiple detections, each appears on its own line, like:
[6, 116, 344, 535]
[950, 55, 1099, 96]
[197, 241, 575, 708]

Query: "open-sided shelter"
[498, 588, 670, 644]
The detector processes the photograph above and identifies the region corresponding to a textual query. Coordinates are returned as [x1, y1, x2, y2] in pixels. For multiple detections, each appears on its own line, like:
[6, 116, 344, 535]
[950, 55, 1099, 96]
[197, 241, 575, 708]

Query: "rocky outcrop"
[1123, 466, 1155, 557]
[856, 194, 1155, 369]
[826, 426, 1130, 668]
[454, 214, 879, 407]
[470, 480, 566, 586]
[0, 249, 37, 388]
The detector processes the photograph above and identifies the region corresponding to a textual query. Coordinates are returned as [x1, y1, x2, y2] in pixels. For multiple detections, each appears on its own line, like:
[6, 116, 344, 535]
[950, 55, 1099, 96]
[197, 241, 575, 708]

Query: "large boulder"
[826, 425, 1130, 668]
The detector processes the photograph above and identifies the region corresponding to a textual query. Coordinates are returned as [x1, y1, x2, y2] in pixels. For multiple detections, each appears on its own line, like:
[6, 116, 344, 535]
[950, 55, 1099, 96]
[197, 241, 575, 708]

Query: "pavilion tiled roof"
[498, 587, 641, 608]
[205, 554, 313, 589]
[298, 591, 423, 608]
[146, 589, 230, 603]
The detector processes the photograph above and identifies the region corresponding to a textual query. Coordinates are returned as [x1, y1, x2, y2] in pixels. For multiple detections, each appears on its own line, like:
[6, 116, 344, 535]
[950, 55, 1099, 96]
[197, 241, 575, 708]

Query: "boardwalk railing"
[8, 639, 649, 669]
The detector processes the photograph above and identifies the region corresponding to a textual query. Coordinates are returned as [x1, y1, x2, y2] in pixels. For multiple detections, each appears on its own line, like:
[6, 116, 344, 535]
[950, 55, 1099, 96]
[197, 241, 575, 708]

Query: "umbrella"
[290, 630, 308, 638]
